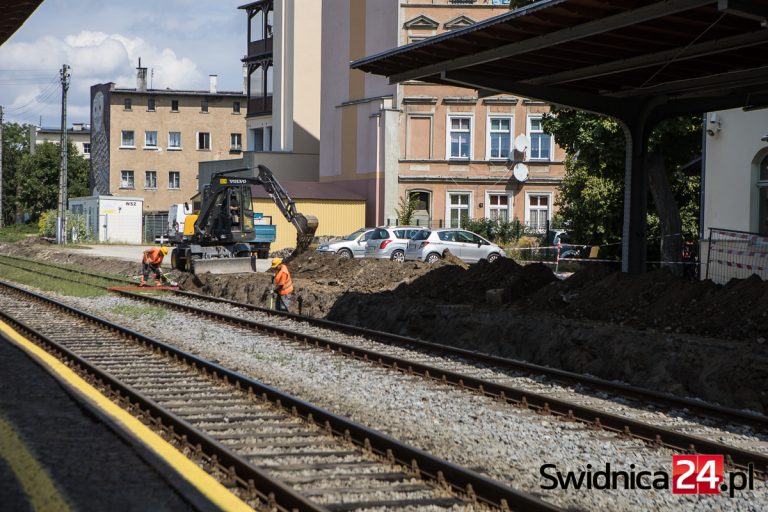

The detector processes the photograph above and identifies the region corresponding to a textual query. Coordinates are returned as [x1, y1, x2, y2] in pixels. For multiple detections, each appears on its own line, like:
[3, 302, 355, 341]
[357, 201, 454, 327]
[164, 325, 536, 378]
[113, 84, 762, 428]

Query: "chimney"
[136, 58, 147, 91]
[242, 64, 248, 94]
[209, 74, 218, 94]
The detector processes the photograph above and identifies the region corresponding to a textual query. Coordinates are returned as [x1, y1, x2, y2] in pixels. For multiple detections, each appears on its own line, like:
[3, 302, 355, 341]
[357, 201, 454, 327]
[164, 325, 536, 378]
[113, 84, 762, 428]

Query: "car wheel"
[337, 248, 353, 259]
[487, 253, 500, 263]
[390, 250, 405, 263]
[426, 252, 441, 264]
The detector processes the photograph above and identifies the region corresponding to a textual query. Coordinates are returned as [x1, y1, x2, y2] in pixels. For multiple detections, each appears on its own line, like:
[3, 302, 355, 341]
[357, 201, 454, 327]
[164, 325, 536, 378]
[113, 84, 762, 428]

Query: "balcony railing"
[248, 96, 273, 116]
[247, 38, 273, 60]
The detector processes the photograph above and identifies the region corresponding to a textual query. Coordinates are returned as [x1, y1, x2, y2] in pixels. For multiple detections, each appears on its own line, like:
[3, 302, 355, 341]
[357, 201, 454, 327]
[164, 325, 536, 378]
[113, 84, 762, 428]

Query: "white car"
[316, 228, 375, 258]
[405, 228, 506, 263]
[365, 226, 427, 262]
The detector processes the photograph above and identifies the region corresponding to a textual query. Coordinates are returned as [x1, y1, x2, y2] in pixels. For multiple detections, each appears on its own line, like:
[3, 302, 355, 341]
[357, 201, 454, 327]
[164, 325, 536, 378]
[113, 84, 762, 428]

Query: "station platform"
[0, 324, 252, 512]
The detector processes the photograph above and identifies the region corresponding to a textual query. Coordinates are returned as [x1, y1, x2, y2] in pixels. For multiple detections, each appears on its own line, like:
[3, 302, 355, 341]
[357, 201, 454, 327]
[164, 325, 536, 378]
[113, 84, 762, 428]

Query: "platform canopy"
[0, 0, 42, 46]
[352, 0, 768, 272]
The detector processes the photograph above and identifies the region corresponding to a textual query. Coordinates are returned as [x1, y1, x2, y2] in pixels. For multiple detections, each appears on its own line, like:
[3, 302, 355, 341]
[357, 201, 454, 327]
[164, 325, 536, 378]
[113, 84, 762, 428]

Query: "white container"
[69, 196, 144, 244]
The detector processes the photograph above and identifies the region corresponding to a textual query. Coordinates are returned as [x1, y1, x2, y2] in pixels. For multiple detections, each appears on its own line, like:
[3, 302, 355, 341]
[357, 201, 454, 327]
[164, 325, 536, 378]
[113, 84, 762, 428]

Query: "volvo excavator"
[169, 165, 318, 274]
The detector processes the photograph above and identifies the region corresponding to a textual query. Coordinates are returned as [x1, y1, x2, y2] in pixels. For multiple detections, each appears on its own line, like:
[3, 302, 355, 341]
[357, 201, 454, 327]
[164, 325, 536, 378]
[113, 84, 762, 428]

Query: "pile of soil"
[3, 241, 768, 411]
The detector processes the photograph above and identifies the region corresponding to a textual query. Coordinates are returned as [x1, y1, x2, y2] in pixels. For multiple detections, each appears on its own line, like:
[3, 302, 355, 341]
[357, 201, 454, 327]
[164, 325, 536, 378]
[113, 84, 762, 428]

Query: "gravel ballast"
[47, 292, 766, 512]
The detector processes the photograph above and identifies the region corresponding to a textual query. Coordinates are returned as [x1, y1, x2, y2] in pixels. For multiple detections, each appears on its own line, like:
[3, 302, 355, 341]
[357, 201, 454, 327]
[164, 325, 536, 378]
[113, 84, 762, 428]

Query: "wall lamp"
[706, 113, 722, 137]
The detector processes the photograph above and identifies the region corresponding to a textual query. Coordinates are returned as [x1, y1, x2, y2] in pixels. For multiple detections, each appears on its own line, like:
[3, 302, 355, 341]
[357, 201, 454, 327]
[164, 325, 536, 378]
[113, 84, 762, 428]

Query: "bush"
[461, 217, 532, 245]
[38, 209, 92, 242]
[507, 236, 541, 261]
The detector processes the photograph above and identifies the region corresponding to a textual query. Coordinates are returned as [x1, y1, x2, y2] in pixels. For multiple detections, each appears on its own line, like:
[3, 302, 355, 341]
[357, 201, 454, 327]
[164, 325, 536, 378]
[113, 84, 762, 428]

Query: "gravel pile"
[54, 292, 766, 511]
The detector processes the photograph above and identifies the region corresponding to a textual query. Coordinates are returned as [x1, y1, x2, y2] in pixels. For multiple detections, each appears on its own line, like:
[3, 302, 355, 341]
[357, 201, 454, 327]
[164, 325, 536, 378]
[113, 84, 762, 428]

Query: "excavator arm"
[255, 165, 318, 253]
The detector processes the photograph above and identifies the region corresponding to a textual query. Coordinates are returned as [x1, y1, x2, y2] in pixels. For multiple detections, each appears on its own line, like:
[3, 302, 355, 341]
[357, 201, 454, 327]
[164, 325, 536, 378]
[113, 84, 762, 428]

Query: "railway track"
[1, 254, 767, 478]
[0, 279, 557, 512]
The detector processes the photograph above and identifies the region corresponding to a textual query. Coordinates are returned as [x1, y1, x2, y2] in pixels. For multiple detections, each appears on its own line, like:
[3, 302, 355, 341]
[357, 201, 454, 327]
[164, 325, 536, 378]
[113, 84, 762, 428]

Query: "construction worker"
[271, 257, 294, 312]
[140, 246, 169, 287]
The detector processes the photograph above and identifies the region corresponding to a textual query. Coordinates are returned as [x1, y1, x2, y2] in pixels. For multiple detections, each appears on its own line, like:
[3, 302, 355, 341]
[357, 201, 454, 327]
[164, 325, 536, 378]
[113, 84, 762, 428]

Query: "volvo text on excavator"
[169, 165, 318, 274]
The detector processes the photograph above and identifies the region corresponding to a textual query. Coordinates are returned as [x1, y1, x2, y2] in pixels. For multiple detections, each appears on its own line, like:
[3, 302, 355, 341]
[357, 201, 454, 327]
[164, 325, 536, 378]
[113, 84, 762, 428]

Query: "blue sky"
[0, 0, 247, 126]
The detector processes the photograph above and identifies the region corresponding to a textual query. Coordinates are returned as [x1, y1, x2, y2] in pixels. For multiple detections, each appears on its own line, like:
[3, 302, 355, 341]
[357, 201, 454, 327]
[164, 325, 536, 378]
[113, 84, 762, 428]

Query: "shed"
[250, 182, 366, 251]
[69, 196, 144, 244]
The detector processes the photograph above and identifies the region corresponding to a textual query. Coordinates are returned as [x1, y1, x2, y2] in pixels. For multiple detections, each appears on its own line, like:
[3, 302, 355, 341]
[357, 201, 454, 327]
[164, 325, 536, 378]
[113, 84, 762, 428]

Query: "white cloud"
[0, 30, 203, 124]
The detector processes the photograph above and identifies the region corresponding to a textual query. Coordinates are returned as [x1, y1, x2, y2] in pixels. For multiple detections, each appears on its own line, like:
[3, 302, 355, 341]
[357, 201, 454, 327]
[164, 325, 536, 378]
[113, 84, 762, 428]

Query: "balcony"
[248, 96, 272, 116]
[247, 38, 273, 60]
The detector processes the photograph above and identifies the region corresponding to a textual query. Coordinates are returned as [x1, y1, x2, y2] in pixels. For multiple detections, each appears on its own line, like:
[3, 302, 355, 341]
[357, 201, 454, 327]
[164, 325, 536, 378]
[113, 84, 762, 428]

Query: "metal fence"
[143, 214, 168, 244]
[705, 228, 768, 284]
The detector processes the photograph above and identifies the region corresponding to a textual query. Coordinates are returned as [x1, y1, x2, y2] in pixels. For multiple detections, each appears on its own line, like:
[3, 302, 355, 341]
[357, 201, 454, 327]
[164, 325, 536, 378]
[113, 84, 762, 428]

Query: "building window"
[147, 98, 156, 111]
[529, 117, 552, 160]
[168, 131, 181, 150]
[448, 192, 471, 228]
[488, 117, 512, 159]
[124, 98, 132, 110]
[169, 171, 181, 190]
[251, 126, 272, 152]
[144, 130, 157, 149]
[121, 130, 135, 148]
[171, 99, 179, 112]
[233, 101, 241, 113]
[448, 116, 471, 159]
[82, 142, 91, 154]
[197, 132, 211, 150]
[488, 193, 511, 221]
[527, 194, 550, 231]
[230, 133, 242, 151]
[145, 170, 157, 189]
[201, 99, 209, 113]
[120, 170, 135, 189]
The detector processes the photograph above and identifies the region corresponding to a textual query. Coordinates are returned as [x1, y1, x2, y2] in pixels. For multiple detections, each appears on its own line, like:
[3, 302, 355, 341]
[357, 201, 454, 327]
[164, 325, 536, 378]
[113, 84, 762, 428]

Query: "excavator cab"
[197, 184, 255, 243]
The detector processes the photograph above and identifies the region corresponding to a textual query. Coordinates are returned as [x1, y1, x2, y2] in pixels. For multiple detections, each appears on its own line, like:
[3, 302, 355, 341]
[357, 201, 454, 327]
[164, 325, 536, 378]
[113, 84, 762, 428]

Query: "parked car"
[365, 226, 427, 262]
[316, 228, 375, 258]
[405, 229, 506, 264]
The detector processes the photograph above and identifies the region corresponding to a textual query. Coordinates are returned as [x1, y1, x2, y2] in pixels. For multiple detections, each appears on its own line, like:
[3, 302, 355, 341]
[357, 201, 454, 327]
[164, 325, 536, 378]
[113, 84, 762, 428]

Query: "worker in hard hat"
[140, 246, 170, 287]
[271, 257, 294, 312]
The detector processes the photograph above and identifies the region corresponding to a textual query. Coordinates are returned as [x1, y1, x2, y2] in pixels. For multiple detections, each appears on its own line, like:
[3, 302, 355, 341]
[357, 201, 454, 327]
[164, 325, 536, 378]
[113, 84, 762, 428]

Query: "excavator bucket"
[293, 214, 319, 255]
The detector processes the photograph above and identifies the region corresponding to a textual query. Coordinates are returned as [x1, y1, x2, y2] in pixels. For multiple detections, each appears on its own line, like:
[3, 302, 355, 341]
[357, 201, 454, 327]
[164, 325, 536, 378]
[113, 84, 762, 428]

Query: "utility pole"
[57, 64, 70, 244]
[0, 105, 4, 228]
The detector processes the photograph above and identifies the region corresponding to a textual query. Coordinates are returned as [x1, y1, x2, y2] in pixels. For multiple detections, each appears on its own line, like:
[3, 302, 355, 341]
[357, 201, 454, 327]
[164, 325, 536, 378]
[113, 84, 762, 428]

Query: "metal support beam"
[440, 70, 635, 120]
[387, 0, 712, 83]
[525, 31, 768, 87]
[718, 0, 768, 21]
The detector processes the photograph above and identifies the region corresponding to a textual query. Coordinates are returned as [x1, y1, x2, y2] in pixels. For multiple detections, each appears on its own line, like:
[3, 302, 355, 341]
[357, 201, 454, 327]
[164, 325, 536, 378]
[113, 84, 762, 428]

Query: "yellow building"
[90, 64, 246, 213]
[251, 182, 365, 250]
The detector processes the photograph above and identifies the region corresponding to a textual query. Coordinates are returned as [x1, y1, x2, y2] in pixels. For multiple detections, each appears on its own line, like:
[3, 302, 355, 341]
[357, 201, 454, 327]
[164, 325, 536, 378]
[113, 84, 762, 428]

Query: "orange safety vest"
[143, 247, 164, 265]
[274, 264, 294, 296]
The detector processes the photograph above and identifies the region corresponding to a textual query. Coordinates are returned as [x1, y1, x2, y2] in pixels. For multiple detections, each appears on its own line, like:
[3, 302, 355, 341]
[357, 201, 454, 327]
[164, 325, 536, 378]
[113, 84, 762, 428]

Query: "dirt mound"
[388, 258, 556, 304]
[524, 268, 768, 341]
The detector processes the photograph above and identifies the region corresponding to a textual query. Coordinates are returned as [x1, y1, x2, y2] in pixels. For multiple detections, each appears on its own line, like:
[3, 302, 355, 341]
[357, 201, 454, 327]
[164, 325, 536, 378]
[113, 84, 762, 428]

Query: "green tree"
[394, 194, 420, 225]
[18, 140, 89, 219]
[1, 122, 31, 225]
[543, 110, 701, 259]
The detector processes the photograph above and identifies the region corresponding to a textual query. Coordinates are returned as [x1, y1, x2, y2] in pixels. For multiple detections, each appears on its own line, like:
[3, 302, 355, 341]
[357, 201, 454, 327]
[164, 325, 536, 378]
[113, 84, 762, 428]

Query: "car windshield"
[411, 230, 430, 241]
[343, 229, 366, 241]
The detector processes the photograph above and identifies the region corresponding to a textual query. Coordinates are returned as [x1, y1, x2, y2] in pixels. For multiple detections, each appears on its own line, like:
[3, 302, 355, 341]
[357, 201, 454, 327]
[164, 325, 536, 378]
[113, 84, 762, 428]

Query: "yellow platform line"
[0, 319, 254, 512]
[0, 415, 72, 512]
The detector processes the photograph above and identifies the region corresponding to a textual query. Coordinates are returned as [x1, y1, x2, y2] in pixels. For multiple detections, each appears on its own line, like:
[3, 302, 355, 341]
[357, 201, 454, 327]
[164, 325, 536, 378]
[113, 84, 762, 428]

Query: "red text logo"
[672, 455, 723, 494]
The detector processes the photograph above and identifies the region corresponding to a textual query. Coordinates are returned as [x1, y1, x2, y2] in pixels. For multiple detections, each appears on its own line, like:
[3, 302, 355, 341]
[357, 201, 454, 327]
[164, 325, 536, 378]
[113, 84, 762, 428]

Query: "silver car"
[405, 229, 506, 264]
[316, 228, 375, 258]
[365, 226, 427, 262]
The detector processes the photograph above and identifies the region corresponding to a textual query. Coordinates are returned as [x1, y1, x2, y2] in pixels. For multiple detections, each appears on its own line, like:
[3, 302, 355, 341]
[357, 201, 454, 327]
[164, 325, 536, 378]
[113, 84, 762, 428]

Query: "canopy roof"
[0, 0, 42, 46]
[353, 0, 768, 120]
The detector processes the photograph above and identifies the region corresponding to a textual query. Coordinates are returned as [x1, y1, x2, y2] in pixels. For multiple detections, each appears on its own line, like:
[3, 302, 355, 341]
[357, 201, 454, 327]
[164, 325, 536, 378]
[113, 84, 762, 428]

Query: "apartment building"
[90, 64, 246, 213]
[321, 0, 566, 229]
[31, 123, 91, 159]
[238, 0, 321, 180]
